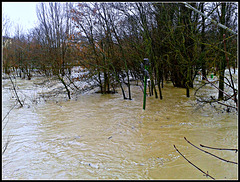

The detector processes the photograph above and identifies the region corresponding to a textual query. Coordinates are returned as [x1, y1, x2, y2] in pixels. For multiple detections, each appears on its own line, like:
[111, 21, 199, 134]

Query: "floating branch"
[184, 137, 238, 165]
[173, 144, 215, 180]
[215, 100, 237, 110]
[200, 144, 238, 153]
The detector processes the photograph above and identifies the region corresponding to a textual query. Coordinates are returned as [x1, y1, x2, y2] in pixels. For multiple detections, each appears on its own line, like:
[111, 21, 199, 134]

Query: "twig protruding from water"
[184, 137, 238, 165]
[200, 144, 238, 153]
[173, 144, 215, 180]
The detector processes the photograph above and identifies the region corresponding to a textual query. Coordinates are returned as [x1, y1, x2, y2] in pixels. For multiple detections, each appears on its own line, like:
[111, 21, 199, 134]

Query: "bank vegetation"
[2, 2, 238, 110]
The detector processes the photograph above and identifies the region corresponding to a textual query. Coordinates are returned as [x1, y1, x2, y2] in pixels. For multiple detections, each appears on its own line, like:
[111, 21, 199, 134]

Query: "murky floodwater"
[2, 76, 238, 179]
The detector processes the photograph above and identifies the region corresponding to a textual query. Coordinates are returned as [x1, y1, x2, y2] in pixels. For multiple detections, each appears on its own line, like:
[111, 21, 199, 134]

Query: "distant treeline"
[2, 2, 238, 100]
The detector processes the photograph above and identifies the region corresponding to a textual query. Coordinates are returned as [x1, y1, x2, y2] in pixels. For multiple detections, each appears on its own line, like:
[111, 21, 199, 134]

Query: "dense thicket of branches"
[2, 2, 238, 104]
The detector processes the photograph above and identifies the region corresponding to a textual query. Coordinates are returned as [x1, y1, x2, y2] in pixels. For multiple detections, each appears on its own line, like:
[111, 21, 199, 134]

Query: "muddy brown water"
[2, 77, 238, 179]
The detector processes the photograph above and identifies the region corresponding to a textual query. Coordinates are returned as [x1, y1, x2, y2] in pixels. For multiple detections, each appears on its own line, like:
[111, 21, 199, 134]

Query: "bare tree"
[2, 13, 12, 37]
[36, 2, 75, 99]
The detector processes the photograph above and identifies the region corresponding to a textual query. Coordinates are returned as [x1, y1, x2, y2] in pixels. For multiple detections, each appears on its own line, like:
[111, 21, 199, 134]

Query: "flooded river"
[2, 76, 238, 179]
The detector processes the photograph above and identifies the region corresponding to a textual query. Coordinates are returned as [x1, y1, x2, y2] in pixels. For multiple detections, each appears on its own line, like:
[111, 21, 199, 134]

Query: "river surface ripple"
[2, 77, 238, 179]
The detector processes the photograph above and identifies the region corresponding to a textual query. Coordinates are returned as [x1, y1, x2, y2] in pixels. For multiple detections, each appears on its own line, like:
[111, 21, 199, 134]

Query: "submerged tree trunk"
[157, 67, 163, 99]
[126, 72, 132, 100]
[200, 2, 207, 80]
[158, 82, 163, 100]
[186, 87, 190, 98]
[120, 82, 127, 100]
[58, 74, 71, 99]
[98, 71, 103, 94]
[218, 3, 226, 100]
[152, 79, 158, 99]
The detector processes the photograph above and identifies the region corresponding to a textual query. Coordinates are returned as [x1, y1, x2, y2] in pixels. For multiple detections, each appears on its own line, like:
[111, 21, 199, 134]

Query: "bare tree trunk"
[57, 74, 71, 99]
[200, 2, 206, 80]
[218, 3, 226, 100]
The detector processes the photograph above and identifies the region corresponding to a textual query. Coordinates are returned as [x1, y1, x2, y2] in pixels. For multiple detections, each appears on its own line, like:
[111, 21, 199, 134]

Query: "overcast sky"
[2, 2, 39, 37]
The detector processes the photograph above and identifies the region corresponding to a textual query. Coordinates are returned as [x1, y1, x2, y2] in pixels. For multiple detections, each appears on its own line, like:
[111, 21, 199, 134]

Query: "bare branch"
[200, 144, 238, 153]
[173, 145, 215, 180]
[2, 102, 17, 123]
[223, 34, 238, 108]
[202, 75, 233, 100]
[9, 75, 23, 107]
[183, 2, 237, 35]
[184, 137, 238, 165]
[2, 130, 13, 155]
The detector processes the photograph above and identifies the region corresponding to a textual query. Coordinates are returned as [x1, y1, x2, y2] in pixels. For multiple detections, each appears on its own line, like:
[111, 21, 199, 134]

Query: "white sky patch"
[2, 2, 39, 36]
